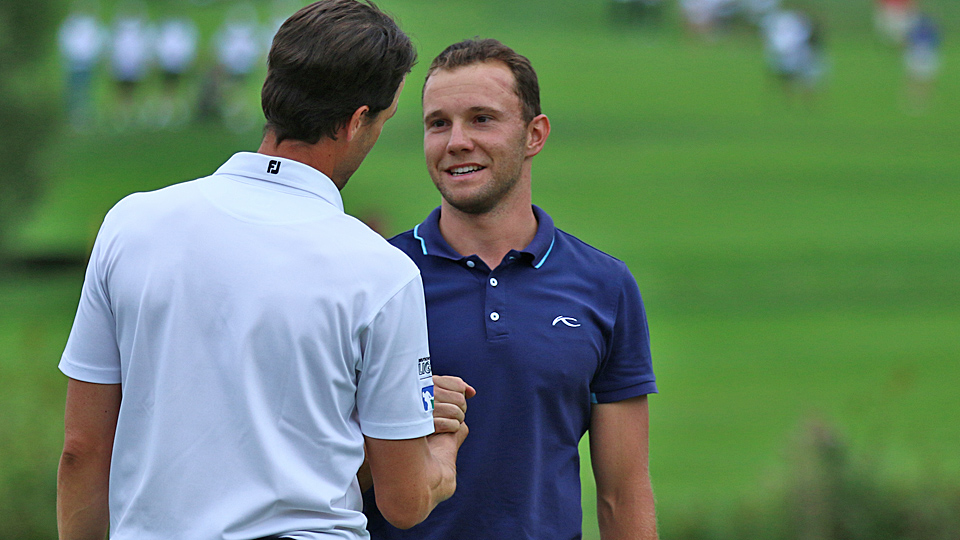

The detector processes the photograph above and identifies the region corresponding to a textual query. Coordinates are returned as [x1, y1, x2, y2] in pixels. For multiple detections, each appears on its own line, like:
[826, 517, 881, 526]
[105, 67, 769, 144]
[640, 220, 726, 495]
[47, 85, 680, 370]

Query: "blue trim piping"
[413, 224, 428, 255]
[534, 236, 555, 269]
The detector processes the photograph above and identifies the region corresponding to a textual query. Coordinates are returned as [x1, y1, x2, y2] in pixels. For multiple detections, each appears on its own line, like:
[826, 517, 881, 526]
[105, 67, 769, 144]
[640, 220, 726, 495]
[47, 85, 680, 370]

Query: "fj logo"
[267, 160, 281, 174]
[552, 316, 581, 328]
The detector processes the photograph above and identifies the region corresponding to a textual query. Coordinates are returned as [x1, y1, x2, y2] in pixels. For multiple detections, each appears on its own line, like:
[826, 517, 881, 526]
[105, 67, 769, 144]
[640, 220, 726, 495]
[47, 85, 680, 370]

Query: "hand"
[432, 375, 476, 434]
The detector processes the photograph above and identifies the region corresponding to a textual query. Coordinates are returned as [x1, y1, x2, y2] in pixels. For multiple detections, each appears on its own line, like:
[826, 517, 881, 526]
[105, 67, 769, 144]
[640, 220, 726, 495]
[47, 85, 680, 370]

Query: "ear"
[525, 114, 550, 158]
[344, 105, 370, 142]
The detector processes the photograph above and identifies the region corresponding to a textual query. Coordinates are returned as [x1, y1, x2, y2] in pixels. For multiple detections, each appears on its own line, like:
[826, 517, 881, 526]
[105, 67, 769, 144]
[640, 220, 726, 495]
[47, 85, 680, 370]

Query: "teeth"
[450, 165, 482, 175]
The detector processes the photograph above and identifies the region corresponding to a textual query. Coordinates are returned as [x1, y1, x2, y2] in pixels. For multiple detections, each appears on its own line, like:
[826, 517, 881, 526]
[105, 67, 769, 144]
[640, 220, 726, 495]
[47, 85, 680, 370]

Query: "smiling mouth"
[447, 165, 486, 177]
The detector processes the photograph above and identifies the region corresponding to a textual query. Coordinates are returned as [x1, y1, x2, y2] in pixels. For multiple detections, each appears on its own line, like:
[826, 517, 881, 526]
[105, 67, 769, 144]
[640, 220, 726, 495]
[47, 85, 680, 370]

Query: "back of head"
[425, 38, 541, 123]
[262, 0, 416, 144]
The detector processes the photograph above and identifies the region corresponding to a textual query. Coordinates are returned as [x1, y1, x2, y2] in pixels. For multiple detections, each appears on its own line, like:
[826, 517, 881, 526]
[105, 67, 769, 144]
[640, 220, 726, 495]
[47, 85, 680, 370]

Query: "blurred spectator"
[58, 5, 105, 129]
[109, 3, 153, 130]
[155, 16, 199, 128]
[904, 13, 941, 112]
[875, 0, 916, 45]
[214, 2, 263, 132]
[194, 64, 225, 124]
[762, 9, 826, 100]
[681, 0, 738, 40]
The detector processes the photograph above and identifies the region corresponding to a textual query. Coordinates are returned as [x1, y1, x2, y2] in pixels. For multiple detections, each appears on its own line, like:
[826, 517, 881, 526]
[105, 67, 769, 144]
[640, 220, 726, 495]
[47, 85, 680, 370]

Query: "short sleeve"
[356, 274, 435, 440]
[59, 229, 122, 384]
[590, 265, 657, 403]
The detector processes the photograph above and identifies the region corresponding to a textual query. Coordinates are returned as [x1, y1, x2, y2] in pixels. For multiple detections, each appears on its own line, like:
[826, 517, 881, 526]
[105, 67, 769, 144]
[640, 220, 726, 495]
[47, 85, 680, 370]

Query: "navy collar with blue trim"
[412, 205, 557, 269]
[213, 152, 344, 213]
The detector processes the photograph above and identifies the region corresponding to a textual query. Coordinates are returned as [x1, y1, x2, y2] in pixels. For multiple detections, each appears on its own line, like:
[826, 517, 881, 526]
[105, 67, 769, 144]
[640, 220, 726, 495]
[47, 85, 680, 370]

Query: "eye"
[475, 115, 492, 124]
[427, 119, 447, 129]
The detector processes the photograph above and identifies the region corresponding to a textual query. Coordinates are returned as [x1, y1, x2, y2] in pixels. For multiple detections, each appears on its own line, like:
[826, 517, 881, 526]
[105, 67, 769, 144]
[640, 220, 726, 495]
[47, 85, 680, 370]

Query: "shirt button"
[466, 260, 475, 268]
[490, 312, 500, 321]
[489, 278, 498, 287]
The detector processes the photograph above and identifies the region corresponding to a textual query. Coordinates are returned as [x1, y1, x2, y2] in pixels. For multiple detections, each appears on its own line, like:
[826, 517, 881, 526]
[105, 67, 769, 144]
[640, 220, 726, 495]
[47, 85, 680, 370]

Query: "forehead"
[422, 61, 521, 115]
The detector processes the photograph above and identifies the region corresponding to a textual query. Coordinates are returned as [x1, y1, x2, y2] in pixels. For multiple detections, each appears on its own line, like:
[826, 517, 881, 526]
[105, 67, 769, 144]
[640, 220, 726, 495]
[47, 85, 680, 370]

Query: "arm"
[357, 442, 374, 493]
[358, 375, 474, 492]
[58, 378, 122, 540]
[364, 421, 468, 529]
[589, 395, 658, 540]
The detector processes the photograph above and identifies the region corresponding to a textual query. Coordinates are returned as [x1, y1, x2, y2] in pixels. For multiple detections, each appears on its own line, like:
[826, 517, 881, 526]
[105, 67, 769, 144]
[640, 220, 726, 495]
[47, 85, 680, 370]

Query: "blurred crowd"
[58, 0, 292, 132]
[58, 0, 946, 133]
[614, 0, 943, 109]
[875, 0, 942, 111]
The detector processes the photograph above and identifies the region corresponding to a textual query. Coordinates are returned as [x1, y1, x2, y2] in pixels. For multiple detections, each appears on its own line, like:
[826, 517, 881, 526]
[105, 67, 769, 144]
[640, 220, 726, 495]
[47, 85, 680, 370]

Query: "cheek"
[423, 137, 445, 163]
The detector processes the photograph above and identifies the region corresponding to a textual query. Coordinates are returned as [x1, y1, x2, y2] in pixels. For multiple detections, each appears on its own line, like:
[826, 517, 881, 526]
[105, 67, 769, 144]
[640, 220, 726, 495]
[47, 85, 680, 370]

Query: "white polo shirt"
[60, 152, 435, 540]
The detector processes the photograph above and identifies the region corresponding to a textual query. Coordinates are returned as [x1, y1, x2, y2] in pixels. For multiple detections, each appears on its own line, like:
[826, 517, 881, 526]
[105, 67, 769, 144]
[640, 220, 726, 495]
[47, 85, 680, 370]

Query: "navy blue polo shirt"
[364, 205, 656, 540]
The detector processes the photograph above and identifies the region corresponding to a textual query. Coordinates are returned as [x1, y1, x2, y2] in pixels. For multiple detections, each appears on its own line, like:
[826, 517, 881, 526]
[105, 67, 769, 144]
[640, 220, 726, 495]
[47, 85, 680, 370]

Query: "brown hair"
[262, 0, 416, 144]
[425, 38, 541, 123]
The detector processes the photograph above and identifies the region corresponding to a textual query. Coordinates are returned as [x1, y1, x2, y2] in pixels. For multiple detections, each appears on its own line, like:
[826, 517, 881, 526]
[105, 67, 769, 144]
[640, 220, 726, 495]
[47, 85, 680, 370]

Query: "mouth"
[446, 164, 486, 177]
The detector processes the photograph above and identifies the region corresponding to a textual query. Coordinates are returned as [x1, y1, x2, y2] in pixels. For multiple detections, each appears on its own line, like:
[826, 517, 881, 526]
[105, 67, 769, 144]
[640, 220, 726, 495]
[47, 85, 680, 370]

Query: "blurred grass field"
[2, 0, 959, 537]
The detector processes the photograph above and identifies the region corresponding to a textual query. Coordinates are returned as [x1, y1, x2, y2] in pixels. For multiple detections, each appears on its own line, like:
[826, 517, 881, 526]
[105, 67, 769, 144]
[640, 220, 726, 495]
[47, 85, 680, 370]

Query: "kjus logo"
[266, 160, 281, 174]
[552, 316, 581, 328]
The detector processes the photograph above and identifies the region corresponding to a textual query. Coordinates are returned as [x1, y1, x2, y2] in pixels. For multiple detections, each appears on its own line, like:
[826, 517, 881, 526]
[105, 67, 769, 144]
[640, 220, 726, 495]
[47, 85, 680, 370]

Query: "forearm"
[57, 451, 110, 540]
[422, 432, 459, 506]
[591, 396, 657, 540]
[597, 475, 658, 540]
[59, 379, 119, 540]
[366, 426, 465, 529]
[381, 433, 459, 529]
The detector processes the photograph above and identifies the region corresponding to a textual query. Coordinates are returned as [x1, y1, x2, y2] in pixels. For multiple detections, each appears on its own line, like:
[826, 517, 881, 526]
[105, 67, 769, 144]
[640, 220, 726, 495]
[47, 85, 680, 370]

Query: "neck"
[258, 131, 343, 189]
[438, 190, 538, 270]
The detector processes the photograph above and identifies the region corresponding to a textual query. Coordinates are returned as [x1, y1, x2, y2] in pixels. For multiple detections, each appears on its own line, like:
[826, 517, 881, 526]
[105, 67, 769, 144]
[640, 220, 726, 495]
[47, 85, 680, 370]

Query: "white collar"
[213, 152, 344, 213]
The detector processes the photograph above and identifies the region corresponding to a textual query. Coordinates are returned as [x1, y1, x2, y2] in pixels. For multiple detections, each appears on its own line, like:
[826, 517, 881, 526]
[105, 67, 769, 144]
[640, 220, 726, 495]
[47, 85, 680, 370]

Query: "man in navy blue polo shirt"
[364, 38, 658, 539]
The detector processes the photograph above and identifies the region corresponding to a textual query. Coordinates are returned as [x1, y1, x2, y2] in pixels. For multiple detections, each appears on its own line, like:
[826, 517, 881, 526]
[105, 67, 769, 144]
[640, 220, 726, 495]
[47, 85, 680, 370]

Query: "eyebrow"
[423, 105, 503, 122]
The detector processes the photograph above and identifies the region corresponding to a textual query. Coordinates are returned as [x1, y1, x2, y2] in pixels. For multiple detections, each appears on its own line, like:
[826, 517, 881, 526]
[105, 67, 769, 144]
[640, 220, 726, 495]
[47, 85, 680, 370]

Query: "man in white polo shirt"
[56, 2, 470, 539]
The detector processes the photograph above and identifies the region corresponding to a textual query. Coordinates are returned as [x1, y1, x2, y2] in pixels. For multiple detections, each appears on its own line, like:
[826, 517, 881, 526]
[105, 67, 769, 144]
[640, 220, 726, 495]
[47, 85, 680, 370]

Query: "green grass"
[0, 273, 81, 537]
[4, 0, 960, 537]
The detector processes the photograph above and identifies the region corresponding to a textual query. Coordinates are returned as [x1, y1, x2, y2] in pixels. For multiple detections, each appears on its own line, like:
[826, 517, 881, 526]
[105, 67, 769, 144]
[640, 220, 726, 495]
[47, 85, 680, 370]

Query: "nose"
[446, 121, 473, 154]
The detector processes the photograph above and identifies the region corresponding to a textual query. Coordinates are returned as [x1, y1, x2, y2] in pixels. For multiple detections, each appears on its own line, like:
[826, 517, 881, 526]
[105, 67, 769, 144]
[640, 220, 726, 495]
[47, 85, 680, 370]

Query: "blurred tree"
[0, 0, 57, 259]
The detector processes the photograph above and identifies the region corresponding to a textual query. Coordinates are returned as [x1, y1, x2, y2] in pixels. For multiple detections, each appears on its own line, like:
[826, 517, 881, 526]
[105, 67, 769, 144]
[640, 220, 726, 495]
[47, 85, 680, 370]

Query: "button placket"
[484, 268, 507, 339]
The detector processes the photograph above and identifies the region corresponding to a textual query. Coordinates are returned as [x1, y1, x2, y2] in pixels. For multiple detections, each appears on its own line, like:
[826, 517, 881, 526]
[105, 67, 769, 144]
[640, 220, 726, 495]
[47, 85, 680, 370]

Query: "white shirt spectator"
[216, 19, 262, 77]
[59, 13, 104, 71]
[111, 15, 152, 82]
[155, 17, 199, 75]
[763, 9, 816, 78]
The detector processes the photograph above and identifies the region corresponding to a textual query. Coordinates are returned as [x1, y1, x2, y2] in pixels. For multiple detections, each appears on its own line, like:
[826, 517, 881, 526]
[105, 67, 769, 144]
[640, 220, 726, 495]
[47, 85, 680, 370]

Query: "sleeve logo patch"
[418, 356, 434, 412]
[418, 356, 433, 379]
[421, 385, 435, 412]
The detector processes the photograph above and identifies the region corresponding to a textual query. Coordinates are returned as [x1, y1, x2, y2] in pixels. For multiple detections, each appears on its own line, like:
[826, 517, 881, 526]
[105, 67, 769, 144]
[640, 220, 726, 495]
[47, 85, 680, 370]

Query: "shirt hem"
[592, 380, 658, 404]
[360, 417, 434, 441]
[59, 357, 121, 384]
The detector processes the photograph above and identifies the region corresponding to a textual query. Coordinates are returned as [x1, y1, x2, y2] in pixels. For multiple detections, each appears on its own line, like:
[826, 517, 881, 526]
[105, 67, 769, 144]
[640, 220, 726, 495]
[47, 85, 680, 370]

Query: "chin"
[444, 195, 499, 215]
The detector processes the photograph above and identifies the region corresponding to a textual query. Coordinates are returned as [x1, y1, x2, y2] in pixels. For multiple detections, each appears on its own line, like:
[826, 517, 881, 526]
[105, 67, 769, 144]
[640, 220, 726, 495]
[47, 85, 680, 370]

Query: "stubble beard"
[432, 137, 527, 215]
[433, 168, 521, 215]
